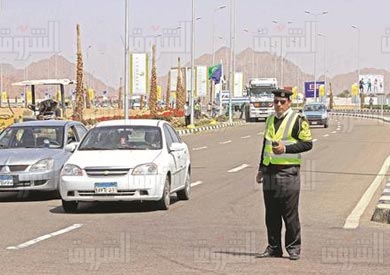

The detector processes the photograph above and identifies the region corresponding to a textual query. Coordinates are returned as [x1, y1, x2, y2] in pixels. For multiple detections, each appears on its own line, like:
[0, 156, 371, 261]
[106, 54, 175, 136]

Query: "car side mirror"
[65, 142, 79, 153]
[169, 142, 185, 152]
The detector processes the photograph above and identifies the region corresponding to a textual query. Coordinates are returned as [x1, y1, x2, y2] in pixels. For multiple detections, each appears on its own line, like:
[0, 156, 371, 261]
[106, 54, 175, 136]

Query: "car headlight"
[30, 158, 54, 172]
[62, 164, 83, 176]
[132, 163, 158, 175]
[321, 113, 327, 119]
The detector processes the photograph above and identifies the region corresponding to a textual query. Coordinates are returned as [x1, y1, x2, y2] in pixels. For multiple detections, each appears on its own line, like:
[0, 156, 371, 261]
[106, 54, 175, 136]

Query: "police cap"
[272, 88, 293, 99]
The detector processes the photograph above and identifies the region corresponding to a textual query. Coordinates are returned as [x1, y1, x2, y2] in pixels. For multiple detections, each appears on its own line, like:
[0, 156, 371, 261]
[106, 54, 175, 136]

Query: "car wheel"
[156, 177, 170, 210]
[62, 199, 78, 213]
[177, 170, 191, 200]
[324, 123, 329, 128]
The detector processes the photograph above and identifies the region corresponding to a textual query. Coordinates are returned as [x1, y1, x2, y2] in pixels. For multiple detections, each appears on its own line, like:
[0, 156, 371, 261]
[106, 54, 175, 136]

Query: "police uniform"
[257, 89, 313, 260]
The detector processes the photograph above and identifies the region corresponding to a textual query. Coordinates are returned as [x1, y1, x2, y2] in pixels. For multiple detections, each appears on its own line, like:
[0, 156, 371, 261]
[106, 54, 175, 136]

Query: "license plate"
[0, 175, 13, 187]
[311, 121, 318, 125]
[95, 182, 118, 194]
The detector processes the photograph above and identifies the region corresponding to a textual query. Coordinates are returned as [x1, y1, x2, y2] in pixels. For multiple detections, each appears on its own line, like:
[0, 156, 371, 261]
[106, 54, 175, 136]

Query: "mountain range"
[1, 47, 389, 99]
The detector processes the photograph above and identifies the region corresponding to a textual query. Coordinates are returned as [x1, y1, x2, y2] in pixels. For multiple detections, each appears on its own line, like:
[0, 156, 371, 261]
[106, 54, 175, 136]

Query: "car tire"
[324, 123, 329, 128]
[62, 199, 78, 213]
[156, 177, 171, 210]
[177, 170, 191, 200]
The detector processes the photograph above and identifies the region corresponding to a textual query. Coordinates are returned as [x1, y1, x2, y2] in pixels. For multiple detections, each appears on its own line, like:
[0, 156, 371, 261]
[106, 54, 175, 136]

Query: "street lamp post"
[269, 42, 278, 79]
[272, 20, 292, 88]
[228, 0, 236, 124]
[124, 0, 129, 119]
[212, 5, 227, 66]
[243, 29, 256, 78]
[190, 0, 195, 125]
[318, 33, 326, 101]
[304, 10, 328, 102]
[351, 25, 360, 81]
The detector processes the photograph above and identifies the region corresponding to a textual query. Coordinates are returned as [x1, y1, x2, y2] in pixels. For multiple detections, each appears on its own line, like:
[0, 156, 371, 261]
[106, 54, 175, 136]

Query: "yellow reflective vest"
[262, 111, 303, 165]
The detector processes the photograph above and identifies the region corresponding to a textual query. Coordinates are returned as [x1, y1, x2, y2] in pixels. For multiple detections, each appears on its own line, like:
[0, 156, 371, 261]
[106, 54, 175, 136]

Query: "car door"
[163, 125, 181, 190]
[165, 125, 187, 189]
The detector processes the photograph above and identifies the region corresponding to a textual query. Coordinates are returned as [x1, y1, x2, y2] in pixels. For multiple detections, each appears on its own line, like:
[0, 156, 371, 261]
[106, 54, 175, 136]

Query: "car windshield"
[304, 104, 325, 112]
[0, 126, 64, 149]
[79, 125, 162, 150]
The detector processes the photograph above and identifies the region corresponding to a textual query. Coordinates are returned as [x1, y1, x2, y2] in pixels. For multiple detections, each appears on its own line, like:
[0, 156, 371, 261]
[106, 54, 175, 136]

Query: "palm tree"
[148, 44, 158, 115]
[176, 57, 185, 111]
[165, 72, 170, 110]
[73, 24, 84, 121]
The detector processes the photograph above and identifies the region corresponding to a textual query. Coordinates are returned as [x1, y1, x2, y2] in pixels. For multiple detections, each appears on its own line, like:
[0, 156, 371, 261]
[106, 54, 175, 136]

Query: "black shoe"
[256, 249, 283, 258]
[289, 253, 300, 260]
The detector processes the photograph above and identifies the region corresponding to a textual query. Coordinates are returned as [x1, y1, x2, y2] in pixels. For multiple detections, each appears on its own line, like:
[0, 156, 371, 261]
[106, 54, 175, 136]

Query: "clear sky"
[1, 0, 390, 88]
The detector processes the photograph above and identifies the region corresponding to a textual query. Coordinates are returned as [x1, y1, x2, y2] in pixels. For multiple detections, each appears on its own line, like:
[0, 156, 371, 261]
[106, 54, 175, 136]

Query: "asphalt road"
[1, 115, 390, 274]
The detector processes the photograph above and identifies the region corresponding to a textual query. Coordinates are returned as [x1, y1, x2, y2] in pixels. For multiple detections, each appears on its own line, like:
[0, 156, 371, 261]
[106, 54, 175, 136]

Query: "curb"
[177, 120, 246, 135]
[371, 182, 390, 224]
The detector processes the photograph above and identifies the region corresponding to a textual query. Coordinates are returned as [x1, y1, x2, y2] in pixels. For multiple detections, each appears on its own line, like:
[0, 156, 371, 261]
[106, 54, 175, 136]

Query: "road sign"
[305, 81, 325, 98]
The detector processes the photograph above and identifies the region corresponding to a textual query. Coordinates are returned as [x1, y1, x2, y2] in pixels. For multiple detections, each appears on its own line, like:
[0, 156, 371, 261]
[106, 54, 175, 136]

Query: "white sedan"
[59, 119, 191, 212]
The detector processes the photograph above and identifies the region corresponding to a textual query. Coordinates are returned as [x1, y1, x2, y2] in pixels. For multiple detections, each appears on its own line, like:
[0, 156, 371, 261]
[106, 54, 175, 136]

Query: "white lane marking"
[228, 164, 250, 173]
[241, 135, 251, 139]
[313, 139, 318, 142]
[6, 224, 83, 250]
[336, 128, 341, 131]
[192, 146, 207, 151]
[331, 131, 337, 134]
[343, 154, 390, 229]
[220, 140, 232, 144]
[323, 134, 329, 137]
[191, 181, 203, 187]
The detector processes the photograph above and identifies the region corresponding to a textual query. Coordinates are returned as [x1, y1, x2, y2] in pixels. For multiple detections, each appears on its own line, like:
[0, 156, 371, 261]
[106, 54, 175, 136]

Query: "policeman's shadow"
[213, 251, 291, 260]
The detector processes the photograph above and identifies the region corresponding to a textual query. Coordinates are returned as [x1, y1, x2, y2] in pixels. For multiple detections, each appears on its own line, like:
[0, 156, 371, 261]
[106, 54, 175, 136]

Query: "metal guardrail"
[329, 109, 390, 124]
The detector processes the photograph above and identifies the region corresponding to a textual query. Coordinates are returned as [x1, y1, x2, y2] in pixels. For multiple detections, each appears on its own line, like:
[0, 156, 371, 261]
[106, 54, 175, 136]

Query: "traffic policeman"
[256, 89, 313, 260]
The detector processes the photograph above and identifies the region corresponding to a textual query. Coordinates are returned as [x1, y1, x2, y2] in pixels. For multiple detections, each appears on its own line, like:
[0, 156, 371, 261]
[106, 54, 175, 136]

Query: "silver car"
[0, 120, 87, 194]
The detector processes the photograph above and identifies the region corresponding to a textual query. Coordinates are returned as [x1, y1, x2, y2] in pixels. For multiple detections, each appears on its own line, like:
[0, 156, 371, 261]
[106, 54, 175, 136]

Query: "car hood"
[68, 150, 163, 169]
[0, 148, 64, 165]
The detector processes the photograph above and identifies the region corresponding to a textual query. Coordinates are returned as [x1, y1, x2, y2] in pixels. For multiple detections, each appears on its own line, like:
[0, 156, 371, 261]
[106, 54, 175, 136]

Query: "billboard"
[358, 74, 384, 94]
[304, 81, 325, 98]
[233, 72, 244, 97]
[195, 66, 208, 97]
[130, 53, 148, 96]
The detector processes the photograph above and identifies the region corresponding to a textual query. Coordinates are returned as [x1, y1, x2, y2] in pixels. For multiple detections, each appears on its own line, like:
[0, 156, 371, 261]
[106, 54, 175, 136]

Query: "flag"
[208, 64, 222, 84]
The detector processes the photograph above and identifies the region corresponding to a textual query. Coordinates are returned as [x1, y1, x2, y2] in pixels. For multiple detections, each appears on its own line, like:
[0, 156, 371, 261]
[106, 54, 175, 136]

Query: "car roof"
[11, 120, 81, 127]
[94, 119, 166, 128]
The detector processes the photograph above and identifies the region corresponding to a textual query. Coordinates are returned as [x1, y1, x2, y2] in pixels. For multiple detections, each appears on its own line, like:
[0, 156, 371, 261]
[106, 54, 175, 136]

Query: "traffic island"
[371, 182, 390, 224]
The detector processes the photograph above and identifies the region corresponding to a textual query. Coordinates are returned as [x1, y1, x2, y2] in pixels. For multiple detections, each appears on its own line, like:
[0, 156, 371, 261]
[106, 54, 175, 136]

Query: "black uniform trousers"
[262, 165, 301, 255]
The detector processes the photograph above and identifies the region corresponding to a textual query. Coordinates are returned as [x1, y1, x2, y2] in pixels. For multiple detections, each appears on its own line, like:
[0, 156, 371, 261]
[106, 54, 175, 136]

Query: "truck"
[244, 78, 278, 122]
[215, 90, 249, 113]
